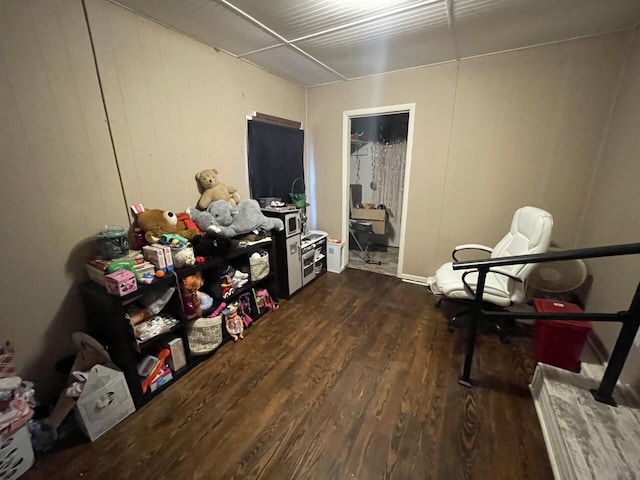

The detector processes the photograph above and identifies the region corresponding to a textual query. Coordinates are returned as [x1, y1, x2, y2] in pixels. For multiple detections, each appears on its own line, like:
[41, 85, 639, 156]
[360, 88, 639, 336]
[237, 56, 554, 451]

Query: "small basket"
[289, 178, 306, 208]
[250, 252, 270, 282]
[186, 316, 222, 355]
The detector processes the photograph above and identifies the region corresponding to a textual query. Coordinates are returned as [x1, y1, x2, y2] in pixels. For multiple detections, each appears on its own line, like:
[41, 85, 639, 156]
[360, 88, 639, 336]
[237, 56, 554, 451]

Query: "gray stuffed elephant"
[188, 199, 284, 238]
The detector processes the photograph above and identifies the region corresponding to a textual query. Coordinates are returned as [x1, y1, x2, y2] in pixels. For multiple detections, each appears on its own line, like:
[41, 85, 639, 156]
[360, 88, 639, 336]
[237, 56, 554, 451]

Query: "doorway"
[341, 104, 415, 278]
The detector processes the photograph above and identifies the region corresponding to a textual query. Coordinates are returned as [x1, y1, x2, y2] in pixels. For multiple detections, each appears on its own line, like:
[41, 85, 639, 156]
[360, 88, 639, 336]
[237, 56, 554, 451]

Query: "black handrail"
[451, 241, 640, 407]
[452, 242, 640, 270]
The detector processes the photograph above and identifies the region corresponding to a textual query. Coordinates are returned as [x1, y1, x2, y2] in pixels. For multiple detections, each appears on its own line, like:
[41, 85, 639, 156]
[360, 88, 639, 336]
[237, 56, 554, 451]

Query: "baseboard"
[400, 274, 429, 286]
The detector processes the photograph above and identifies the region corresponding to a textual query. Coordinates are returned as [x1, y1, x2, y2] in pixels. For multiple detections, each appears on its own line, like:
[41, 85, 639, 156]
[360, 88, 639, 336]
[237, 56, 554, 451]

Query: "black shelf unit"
[80, 239, 278, 409]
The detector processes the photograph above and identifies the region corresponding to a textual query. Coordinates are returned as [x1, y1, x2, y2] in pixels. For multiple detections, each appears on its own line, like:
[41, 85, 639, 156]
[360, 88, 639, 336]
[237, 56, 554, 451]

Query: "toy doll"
[181, 273, 203, 319]
[224, 303, 244, 342]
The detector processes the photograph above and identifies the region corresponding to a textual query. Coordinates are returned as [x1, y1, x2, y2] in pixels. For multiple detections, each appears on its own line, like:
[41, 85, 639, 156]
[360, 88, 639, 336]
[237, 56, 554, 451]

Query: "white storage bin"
[187, 316, 222, 355]
[327, 240, 345, 273]
[74, 365, 136, 442]
[0, 424, 34, 479]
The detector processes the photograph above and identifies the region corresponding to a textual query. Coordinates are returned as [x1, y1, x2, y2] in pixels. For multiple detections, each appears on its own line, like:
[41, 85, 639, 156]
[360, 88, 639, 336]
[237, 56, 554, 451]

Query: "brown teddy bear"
[196, 168, 240, 210]
[137, 209, 200, 244]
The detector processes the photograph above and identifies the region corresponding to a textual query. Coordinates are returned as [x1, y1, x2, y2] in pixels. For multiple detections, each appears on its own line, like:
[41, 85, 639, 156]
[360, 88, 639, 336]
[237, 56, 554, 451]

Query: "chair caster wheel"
[447, 324, 455, 333]
[500, 337, 510, 344]
[435, 299, 442, 308]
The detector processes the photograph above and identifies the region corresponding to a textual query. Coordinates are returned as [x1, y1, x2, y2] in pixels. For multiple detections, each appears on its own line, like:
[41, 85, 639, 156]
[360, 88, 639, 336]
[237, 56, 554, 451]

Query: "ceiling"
[111, 0, 640, 87]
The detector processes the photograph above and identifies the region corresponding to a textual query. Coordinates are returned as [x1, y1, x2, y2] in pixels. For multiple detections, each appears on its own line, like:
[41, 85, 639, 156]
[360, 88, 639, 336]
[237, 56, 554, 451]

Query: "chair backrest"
[491, 206, 553, 301]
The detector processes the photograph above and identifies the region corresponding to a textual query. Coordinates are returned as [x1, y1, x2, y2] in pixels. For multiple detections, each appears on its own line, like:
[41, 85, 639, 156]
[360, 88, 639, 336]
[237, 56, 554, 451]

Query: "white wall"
[307, 33, 630, 279]
[0, 0, 127, 401]
[577, 29, 640, 390]
[85, 0, 306, 213]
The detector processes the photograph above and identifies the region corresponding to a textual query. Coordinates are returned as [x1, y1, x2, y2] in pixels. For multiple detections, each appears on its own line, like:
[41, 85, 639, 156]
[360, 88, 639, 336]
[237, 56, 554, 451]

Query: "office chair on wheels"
[349, 219, 382, 265]
[426, 206, 553, 343]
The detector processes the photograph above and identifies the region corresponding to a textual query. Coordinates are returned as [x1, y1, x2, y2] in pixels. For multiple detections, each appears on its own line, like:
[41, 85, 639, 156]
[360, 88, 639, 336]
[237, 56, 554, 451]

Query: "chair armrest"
[452, 244, 493, 262]
[461, 268, 522, 300]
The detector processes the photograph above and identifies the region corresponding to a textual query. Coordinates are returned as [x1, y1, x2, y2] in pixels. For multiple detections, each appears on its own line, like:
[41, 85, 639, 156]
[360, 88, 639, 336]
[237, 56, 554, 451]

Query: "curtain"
[247, 120, 304, 202]
[370, 141, 407, 218]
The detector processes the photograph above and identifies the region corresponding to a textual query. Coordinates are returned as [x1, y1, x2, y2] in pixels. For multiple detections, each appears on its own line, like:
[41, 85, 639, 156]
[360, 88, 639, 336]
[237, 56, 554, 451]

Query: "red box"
[532, 298, 592, 372]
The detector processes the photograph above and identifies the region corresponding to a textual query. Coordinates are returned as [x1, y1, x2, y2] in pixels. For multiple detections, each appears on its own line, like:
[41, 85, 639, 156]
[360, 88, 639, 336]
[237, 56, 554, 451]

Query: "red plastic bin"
[532, 298, 592, 372]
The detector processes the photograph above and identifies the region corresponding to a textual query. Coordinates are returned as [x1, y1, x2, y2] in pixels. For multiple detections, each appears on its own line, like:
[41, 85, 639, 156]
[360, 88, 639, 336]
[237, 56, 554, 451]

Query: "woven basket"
[250, 253, 270, 282]
[186, 316, 222, 355]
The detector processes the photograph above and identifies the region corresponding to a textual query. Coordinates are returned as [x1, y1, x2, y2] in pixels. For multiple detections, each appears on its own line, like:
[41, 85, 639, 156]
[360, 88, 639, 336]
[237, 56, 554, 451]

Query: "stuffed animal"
[196, 168, 241, 210]
[137, 209, 200, 244]
[188, 199, 284, 238]
[172, 244, 196, 268]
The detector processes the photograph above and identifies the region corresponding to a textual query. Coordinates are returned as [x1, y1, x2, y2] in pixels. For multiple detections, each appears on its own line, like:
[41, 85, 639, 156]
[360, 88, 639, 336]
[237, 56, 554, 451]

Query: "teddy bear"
[137, 209, 200, 244]
[196, 168, 241, 210]
[187, 199, 284, 238]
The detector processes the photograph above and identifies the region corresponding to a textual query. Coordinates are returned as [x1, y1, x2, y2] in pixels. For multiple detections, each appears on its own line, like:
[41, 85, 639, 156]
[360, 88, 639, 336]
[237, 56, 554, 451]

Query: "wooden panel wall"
[0, 0, 127, 401]
[307, 33, 629, 278]
[85, 0, 306, 214]
[577, 29, 640, 390]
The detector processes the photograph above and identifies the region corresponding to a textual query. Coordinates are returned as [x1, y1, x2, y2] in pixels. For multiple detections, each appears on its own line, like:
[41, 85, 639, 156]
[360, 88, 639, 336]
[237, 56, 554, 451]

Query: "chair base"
[434, 296, 517, 344]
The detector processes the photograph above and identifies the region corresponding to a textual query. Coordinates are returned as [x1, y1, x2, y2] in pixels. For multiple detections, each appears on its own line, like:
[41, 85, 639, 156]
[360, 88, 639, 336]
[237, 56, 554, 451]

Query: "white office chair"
[427, 206, 553, 341]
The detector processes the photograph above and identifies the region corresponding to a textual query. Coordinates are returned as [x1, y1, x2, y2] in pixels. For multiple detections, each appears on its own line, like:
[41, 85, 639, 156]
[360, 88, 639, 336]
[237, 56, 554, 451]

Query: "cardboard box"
[104, 269, 137, 296]
[143, 245, 166, 271]
[157, 244, 174, 271]
[166, 337, 187, 371]
[74, 365, 135, 441]
[351, 207, 387, 222]
[351, 207, 387, 235]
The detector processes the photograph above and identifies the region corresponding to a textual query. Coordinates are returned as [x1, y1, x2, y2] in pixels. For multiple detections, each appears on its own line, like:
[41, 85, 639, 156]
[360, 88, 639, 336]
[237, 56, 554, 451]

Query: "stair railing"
[453, 242, 640, 406]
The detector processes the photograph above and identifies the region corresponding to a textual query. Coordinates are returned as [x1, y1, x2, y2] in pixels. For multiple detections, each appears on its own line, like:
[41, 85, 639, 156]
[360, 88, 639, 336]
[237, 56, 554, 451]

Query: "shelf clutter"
[81, 238, 279, 410]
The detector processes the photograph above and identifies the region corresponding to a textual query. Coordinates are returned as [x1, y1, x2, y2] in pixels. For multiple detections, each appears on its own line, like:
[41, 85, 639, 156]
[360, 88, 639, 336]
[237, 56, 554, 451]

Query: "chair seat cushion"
[430, 262, 513, 306]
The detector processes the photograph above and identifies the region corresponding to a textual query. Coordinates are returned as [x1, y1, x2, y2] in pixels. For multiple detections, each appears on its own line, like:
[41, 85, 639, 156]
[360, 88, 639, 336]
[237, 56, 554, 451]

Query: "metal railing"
[452, 242, 640, 406]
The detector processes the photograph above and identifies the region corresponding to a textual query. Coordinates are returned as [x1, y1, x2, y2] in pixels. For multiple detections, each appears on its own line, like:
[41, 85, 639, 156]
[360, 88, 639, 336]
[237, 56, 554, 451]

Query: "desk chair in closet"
[349, 220, 381, 265]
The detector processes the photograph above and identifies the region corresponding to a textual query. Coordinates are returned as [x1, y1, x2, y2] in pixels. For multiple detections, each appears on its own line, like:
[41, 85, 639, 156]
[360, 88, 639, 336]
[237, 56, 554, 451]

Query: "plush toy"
[137, 209, 200, 244]
[190, 234, 232, 258]
[188, 199, 284, 238]
[196, 168, 241, 210]
[172, 244, 196, 268]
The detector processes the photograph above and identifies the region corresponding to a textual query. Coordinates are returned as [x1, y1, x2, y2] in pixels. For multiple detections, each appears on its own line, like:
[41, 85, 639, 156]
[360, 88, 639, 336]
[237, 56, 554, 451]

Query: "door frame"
[341, 103, 416, 277]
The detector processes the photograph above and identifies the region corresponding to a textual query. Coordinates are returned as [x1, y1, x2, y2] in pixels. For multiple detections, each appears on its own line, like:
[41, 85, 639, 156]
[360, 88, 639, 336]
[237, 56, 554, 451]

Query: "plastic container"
[95, 226, 129, 260]
[327, 239, 344, 273]
[0, 424, 34, 478]
[532, 298, 592, 372]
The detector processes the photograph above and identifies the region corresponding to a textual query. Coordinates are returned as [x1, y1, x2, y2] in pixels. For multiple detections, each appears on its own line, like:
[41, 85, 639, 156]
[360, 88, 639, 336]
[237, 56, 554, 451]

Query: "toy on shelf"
[132, 314, 179, 344]
[125, 287, 176, 327]
[238, 293, 253, 327]
[140, 349, 172, 394]
[188, 199, 283, 238]
[195, 168, 241, 210]
[136, 207, 200, 244]
[181, 273, 204, 319]
[223, 303, 244, 342]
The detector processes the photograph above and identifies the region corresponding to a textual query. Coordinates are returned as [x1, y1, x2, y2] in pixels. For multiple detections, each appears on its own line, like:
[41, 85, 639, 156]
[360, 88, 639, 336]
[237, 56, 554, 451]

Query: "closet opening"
[342, 104, 415, 278]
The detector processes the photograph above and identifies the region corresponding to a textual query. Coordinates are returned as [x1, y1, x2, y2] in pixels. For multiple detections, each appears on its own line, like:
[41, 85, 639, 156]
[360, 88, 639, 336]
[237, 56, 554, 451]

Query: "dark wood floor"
[25, 269, 552, 480]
